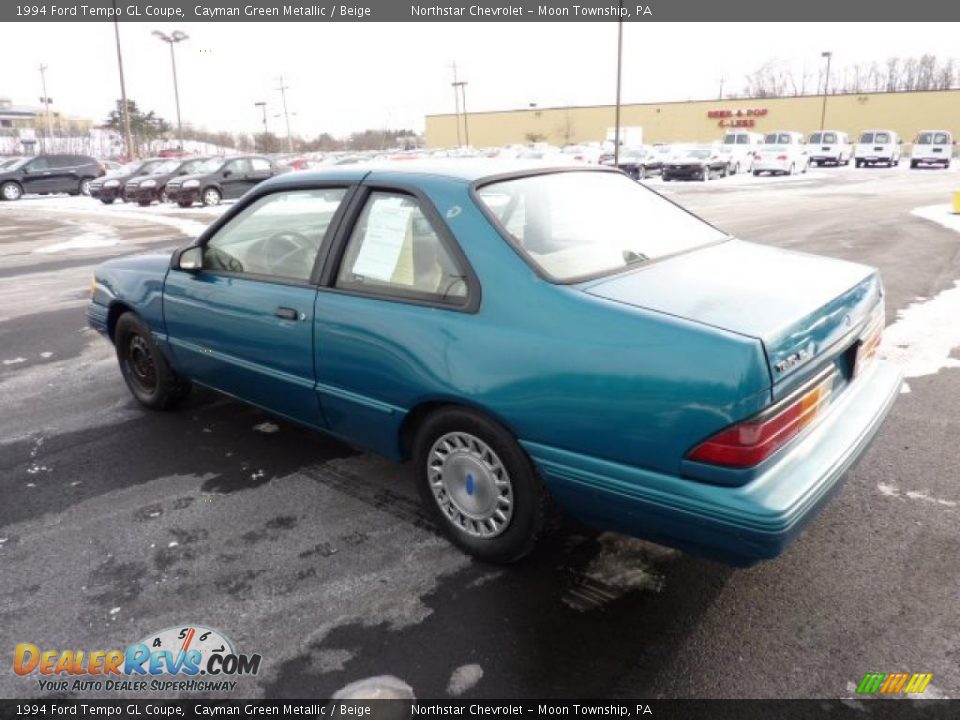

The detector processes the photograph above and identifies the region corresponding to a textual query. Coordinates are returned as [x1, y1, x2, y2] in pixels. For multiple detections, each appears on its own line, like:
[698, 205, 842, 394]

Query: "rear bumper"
[525, 360, 902, 566]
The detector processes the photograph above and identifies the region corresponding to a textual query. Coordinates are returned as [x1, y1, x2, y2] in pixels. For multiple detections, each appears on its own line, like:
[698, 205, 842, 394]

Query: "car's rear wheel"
[100, 198, 115, 205]
[80, 179, 92, 196]
[177, 200, 192, 208]
[414, 407, 549, 563]
[138, 199, 151, 207]
[114, 312, 191, 410]
[636, 165, 646, 181]
[701, 166, 710, 182]
[1, 181, 23, 201]
[202, 187, 222, 206]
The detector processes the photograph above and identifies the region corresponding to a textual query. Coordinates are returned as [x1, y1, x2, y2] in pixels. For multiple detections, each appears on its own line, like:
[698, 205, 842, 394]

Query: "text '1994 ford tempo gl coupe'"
[88, 162, 902, 565]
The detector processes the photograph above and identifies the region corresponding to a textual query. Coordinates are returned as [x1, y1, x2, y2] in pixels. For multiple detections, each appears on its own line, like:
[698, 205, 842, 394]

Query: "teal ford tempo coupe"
[88, 162, 902, 565]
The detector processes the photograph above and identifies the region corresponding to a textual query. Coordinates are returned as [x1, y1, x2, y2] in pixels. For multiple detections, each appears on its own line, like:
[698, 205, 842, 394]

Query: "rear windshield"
[723, 135, 752, 145]
[764, 133, 794, 144]
[476, 171, 727, 282]
[810, 132, 838, 144]
[917, 132, 950, 145]
[862, 132, 891, 144]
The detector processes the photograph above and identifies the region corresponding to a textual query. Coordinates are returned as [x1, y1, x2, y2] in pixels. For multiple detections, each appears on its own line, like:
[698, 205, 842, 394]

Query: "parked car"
[854, 130, 902, 168]
[85, 162, 903, 565]
[123, 156, 214, 206]
[0, 154, 104, 201]
[89, 158, 165, 204]
[164, 156, 287, 207]
[910, 130, 954, 169]
[610, 148, 663, 180]
[753, 132, 810, 176]
[717, 131, 764, 175]
[662, 145, 729, 181]
[807, 131, 853, 166]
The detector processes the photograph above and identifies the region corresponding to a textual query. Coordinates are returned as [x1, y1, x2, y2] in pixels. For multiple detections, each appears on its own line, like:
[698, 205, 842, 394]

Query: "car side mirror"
[176, 246, 203, 272]
[222, 170, 232, 178]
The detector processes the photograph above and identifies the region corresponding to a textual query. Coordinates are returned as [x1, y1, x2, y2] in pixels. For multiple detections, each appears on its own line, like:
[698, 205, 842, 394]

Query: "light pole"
[112, 0, 134, 160]
[453, 80, 469, 147]
[613, 10, 624, 165]
[38, 64, 53, 151]
[276, 76, 294, 153]
[152, 30, 189, 150]
[449, 62, 462, 148]
[254, 101, 267, 151]
[820, 51, 833, 131]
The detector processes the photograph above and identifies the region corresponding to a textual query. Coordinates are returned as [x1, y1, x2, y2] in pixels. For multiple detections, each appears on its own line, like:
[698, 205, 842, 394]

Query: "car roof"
[265, 159, 606, 189]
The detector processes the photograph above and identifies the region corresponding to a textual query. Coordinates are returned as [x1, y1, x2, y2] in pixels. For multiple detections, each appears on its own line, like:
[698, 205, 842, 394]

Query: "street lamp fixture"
[152, 29, 189, 151]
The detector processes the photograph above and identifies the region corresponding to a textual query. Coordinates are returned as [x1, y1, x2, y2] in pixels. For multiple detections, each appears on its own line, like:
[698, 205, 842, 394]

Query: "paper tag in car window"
[353, 199, 414, 282]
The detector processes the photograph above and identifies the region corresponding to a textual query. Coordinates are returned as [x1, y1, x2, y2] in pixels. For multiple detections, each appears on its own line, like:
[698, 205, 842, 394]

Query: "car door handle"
[274, 307, 299, 321]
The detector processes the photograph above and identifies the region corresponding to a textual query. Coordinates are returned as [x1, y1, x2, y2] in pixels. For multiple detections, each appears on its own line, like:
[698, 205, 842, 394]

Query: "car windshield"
[178, 158, 209, 174]
[723, 135, 737, 145]
[151, 160, 182, 174]
[2, 157, 28, 170]
[476, 171, 727, 282]
[687, 148, 712, 159]
[765, 133, 793, 144]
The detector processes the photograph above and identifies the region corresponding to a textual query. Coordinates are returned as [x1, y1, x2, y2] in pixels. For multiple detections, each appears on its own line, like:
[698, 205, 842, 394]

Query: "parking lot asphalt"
[1, 165, 959, 700]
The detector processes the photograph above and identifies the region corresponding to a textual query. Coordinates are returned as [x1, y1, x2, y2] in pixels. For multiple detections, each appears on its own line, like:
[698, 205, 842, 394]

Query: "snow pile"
[880, 281, 960, 378]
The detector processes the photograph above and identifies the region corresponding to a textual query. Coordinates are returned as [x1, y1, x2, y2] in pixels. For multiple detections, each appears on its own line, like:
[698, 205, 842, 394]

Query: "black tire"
[202, 187, 222, 206]
[100, 197, 115, 205]
[114, 312, 191, 410]
[79, 178, 93, 196]
[177, 200, 192, 208]
[662, 174, 671, 182]
[1, 181, 23, 201]
[138, 200, 151, 207]
[413, 407, 550, 564]
[636, 166, 646, 181]
[752, 170, 760, 176]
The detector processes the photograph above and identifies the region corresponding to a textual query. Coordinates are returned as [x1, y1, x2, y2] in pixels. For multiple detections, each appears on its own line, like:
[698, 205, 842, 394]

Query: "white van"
[753, 131, 809, 176]
[855, 130, 902, 168]
[717, 131, 763, 175]
[807, 131, 853, 166]
[911, 130, 954, 169]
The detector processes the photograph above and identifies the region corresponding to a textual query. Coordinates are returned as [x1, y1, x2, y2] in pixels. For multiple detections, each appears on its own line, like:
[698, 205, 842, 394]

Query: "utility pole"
[449, 61, 461, 147]
[276, 76, 294, 153]
[820, 51, 833, 131]
[453, 80, 469, 147]
[112, 0, 134, 161]
[152, 30, 189, 151]
[38, 64, 53, 152]
[613, 11, 624, 165]
[718, 76, 726, 101]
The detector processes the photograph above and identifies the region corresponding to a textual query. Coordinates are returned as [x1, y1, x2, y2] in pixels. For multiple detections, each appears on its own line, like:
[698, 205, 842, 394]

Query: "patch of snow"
[40, 352, 53, 359]
[877, 483, 956, 508]
[109, 607, 121, 615]
[253, 422, 280, 433]
[900, 382, 911, 394]
[880, 280, 960, 378]
[35, 233, 119, 254]
[167, 541, 179, 548]
[3, 358, 26, 366]
[911, 203, 960, 234]
[332, 675, 415, 701]
[446, 664, 483, 696]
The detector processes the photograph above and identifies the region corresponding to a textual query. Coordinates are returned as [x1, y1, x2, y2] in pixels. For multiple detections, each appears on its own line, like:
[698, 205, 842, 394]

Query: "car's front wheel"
[414, 407, 549, 563]
[1, 181, 22, 201]
[80, 178, 92, 196]
[202, 187, 222, 206]
[101, 198, 115, 205]
[114, 312, 191, 410]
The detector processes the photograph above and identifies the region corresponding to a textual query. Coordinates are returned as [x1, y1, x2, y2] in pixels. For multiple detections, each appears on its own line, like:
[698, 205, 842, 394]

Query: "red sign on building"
[707, 107, 769, 127]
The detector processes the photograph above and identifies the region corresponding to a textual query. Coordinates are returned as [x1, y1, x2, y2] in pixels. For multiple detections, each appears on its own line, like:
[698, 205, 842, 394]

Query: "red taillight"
[686, 373, 835, 468]
[777, 154, 788, 160]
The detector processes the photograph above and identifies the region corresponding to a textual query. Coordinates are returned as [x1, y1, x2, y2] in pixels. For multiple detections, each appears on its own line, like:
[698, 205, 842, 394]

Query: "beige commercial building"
[425, 89, 960, 148]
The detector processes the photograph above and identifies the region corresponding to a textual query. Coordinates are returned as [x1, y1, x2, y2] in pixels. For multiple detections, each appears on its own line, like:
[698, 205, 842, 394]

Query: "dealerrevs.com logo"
[14, 625, 261, 693]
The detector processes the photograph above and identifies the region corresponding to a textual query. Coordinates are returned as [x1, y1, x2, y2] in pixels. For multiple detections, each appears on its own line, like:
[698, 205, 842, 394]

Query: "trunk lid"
[582, 240, 882, 390]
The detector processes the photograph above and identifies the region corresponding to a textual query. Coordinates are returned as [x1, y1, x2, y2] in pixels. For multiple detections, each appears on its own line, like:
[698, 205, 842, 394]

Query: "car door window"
[224, 159, 250, 176]
[203, 188, 347, 281]
[26, 157, 50, 171]
[335, 191, 469, 305]
[250, 158, 271, 172]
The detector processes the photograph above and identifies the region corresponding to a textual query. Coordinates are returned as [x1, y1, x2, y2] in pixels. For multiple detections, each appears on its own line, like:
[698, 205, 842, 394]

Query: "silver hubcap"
[2, 184, 19, 199]
[81, 180, 90, 195]
[428, 432, 513, 539]
[204, 190, 219, 205]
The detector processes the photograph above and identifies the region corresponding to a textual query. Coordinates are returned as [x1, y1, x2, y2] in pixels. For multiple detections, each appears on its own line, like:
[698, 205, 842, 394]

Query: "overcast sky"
[3, 22, 958, 138]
